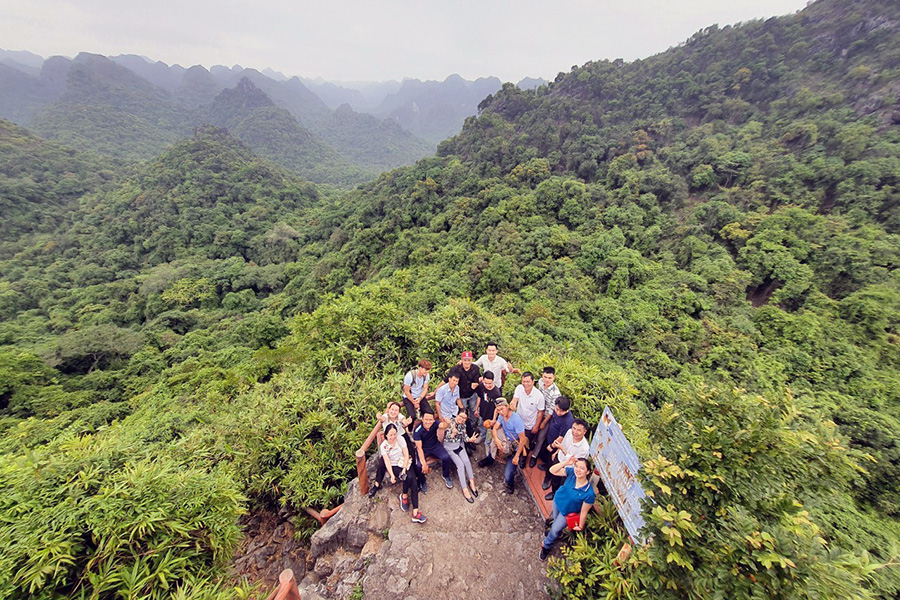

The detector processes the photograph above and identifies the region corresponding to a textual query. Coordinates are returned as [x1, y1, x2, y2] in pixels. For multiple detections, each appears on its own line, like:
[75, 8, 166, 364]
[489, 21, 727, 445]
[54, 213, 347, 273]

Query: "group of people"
[366, 343, 596, 559]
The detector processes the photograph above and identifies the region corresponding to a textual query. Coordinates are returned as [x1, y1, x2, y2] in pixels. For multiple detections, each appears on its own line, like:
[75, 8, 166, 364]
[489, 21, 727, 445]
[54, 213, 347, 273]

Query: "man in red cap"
[437, 351, 481, 448]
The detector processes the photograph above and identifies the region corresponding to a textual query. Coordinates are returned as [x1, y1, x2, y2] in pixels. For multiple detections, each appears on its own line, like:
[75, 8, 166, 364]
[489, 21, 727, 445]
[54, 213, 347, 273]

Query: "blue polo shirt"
[554, 466, 596, 515]
[435, 384, 460, 418]
[498, 411, 525, 443]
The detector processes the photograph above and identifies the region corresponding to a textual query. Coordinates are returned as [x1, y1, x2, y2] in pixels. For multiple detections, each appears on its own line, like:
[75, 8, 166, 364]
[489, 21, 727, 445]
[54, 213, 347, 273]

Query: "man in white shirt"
[544, 418, 591, 500]
[474, 342, 519, 392]
[510, 371, 545, 470]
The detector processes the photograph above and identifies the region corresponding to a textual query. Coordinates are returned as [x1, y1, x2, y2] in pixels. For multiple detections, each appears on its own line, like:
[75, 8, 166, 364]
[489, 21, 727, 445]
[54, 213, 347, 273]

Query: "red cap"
[461, 351, 474, 359]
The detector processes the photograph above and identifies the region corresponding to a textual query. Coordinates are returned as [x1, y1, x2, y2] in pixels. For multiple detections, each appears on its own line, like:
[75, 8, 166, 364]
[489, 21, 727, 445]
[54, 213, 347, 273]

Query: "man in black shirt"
[440, 351, 481, 442]
[474, 370, 503, 466]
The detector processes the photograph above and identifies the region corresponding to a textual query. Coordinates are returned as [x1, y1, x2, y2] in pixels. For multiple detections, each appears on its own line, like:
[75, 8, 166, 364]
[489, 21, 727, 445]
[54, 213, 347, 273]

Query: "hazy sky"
[1, 0, 811, 82]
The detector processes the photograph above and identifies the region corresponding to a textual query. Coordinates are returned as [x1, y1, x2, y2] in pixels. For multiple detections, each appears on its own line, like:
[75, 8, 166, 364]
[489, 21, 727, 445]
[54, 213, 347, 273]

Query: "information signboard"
[589, 406, 647, 544]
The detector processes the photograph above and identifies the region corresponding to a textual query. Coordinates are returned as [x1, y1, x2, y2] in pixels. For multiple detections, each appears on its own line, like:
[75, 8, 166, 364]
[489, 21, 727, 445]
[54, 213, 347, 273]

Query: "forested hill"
[2, 0, 900, 599]
[0, 52, 432, 185]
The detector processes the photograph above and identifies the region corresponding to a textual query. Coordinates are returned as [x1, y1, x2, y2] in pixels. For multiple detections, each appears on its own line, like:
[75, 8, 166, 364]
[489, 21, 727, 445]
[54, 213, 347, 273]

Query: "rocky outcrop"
[299, 456, 553, 600]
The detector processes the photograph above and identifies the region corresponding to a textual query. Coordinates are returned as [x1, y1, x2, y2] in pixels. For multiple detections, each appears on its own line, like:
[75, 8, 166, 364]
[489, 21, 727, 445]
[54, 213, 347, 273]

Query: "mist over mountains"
[0, 49, 544, 184]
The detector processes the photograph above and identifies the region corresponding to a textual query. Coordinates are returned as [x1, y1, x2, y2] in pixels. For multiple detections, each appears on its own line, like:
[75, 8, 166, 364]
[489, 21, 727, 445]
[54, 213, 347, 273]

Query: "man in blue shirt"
[492, 398, 527, 494]
[540, 456, 596, 560]
[435, 373, 462, 423]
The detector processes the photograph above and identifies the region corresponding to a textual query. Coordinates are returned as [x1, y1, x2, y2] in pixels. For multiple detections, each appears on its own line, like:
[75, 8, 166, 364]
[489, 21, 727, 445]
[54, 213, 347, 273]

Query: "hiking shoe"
[411, 511, 427, 524]
[540, 546, 551, 561]
[477, 456, 494, 468]
[399, 494, 409, 512]
[443, 475, 454, 489]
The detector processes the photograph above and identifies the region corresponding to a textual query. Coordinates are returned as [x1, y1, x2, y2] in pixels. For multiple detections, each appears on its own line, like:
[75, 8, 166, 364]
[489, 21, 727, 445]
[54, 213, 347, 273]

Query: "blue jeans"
[504, 454, 517, 487]
[542, 505, 568, 549]
[461, 393, 478, 425]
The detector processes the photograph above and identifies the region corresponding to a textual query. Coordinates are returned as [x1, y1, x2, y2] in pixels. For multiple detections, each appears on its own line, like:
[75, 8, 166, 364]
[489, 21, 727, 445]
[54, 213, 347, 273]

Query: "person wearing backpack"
[402, 359, 433, 422]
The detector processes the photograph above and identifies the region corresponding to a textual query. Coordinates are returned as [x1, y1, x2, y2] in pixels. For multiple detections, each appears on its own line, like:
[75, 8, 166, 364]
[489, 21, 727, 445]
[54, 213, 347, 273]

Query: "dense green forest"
[2, 0, 900, 598]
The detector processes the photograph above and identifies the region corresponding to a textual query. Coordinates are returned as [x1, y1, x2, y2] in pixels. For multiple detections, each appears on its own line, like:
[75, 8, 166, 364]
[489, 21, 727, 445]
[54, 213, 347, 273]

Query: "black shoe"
[478, 456, 494, 468]
[544, 517, 553, 527]
[367, 484, 380, 498]
[529, 456, 538, 469]
[518, 456, 527, 469]
[544, 490, 554, 501]
[540, 546, 551, 561]
[470, 485, 479, 498]
[505, 482, 515, 495]
[465, 493, 475, 504]
[541, 478, 552, 490]
[538, 463, 549, 471]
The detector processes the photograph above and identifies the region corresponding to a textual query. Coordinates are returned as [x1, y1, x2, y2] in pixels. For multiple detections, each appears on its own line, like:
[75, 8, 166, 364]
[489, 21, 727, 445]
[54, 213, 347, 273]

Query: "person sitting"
[540, 456, 595, 560]
[510, 372, 545, 470]
[491, 398, 527, 495]
[413, 410, 456, 490]
[475, 370, 503, 466]
[376, 424, 427, 524]
[402, 359, 433, 421]
[544, 418, 591, 501]
[443, 412, 479, 503]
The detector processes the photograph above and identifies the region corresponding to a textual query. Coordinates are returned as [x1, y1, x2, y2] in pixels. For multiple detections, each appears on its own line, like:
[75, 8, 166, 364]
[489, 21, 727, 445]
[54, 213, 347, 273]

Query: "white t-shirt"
[558, 429, 590, 463]
[380, 436, 407, 467]
[382, 414, 405, 432]
[513, 384, 545, 429]
[475, 354, 510, 381]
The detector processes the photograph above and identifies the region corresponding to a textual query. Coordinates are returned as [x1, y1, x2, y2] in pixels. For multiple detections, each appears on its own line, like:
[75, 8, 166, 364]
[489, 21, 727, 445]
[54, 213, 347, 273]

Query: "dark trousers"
[390, 465, 418, 510]
[523, 428, 538, 457]
[402, 396, 432, 422]
[422, 442, 453, 478]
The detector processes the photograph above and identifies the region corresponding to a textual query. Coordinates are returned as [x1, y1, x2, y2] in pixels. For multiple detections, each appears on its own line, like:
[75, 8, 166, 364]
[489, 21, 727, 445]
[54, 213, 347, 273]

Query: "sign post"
[589, 406, 647, 544]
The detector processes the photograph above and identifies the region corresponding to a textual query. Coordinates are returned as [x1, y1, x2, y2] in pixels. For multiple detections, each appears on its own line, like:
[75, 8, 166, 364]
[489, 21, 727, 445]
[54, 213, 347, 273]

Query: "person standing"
[434, 373, 462, 423]
[510, 372, 545, 470]
[492, 399, 528, 495]
[442, 352, 480, 436]
[475, 370, 503, 467]
[474, 342, 520, 392]
[538, 395, 575, 480]
[402, 359, 433, 421]
[540, 457, 595, 560]
[533, 367, 562, 468]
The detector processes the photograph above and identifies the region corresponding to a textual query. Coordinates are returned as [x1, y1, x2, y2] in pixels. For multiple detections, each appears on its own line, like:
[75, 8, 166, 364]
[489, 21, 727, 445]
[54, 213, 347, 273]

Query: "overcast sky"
[1, 0, 811, 83]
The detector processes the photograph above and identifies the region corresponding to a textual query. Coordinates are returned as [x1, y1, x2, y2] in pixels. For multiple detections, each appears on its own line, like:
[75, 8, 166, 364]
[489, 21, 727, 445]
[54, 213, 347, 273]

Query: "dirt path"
[299, 455, 553, 600]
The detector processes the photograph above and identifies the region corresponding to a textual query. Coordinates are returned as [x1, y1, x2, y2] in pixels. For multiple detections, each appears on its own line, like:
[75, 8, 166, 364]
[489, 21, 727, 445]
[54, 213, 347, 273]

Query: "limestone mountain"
[373, 74, 503, 144]
[199, 78, 368, 185]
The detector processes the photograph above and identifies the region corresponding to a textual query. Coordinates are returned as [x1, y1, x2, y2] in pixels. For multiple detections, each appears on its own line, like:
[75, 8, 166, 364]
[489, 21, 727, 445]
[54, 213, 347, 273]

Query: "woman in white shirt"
[379, 424, 426, 523]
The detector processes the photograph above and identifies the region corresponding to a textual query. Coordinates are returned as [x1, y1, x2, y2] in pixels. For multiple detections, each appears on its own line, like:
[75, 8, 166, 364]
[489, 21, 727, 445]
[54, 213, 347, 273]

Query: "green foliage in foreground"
[2, 1, 900, 598]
